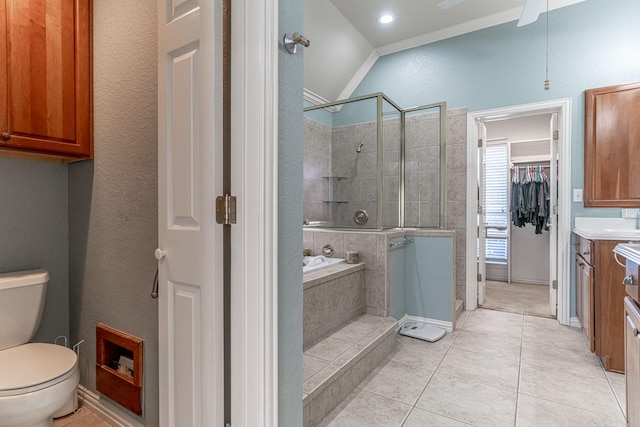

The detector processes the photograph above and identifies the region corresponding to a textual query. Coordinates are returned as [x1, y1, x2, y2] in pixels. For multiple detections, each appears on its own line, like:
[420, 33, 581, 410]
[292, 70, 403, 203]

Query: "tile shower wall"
[303, 117, 332, 222]
[332, 121, 379, 227]
[303, 108, 468, 305]
[445, 108, 468, 305]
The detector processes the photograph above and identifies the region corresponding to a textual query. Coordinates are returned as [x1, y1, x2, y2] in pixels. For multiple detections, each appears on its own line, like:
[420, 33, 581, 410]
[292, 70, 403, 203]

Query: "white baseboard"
[569, 316, 582, 329]
[400, 314, 454, 333]
[77, 385, 144, 427]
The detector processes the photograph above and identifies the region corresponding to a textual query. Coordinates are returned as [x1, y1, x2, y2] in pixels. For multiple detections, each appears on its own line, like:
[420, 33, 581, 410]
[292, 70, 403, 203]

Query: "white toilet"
[0, 269, 79, 427]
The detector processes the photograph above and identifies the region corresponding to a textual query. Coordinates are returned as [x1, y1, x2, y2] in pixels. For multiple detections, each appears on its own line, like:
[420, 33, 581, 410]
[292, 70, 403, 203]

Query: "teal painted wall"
[402, 236, 454, 322]
[354, 0, 640, 316]
[388, 238, 406, 320]
[355, 0, 640, 206]
[280, 0, 304, 424]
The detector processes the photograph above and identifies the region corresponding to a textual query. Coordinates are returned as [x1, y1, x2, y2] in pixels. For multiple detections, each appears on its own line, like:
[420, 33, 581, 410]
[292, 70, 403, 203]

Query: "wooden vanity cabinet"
[584, 82, 640, 207]
[575, 235, 627, 372]
[576, 246, 595, 352]
[0, 0, 93, 160]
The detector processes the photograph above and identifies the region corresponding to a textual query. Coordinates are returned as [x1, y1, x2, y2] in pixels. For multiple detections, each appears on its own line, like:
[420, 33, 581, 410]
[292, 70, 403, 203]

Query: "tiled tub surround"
[302, 107, 468, 305]
[303, 262, 366, 349]
[303, 228, 456, 318]
[302, 258, 398, 427]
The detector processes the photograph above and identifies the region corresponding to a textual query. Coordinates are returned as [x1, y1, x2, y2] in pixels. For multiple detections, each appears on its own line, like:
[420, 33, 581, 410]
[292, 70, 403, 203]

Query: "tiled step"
[302, 315, 398, 427]
[455, 299, 464, 320]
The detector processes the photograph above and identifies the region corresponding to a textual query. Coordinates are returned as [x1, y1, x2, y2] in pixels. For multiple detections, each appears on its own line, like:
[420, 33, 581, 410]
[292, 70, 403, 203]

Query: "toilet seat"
[0, 343, 77, 397]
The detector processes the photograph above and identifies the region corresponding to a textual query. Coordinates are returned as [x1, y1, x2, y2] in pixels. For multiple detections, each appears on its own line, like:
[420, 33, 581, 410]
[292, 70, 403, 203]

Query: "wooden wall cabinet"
[0, 0, 93, 160]
[584, 82, 640, 207]
[575, 235, 627, 372]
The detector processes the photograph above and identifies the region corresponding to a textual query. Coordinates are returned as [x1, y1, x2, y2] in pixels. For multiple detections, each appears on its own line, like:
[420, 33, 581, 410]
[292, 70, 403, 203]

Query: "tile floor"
[53, 406, 112, 427]
[318, 308, 627, 426]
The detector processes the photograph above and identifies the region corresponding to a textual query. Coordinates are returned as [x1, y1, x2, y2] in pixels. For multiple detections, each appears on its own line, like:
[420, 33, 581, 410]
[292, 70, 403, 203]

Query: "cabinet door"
[594, 240, 627, 372]
[625, 297, 640, 426]
[577, 254, 595, 352]
[1, 0, 92, 158]
[584, 82, 640, 207]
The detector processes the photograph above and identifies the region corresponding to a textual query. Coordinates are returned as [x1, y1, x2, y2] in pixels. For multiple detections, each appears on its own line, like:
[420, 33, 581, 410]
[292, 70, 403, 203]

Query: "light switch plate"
[573, 189, 583, 203]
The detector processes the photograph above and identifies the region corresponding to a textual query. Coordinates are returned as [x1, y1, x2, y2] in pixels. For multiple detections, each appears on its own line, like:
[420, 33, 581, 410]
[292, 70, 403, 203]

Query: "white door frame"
[465, 99, 572, 326]
[230, 0, 279, 425]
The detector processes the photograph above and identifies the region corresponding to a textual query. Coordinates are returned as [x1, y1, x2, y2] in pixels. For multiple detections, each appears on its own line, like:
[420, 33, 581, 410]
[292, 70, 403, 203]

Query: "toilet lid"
[0, 343, 77, 391]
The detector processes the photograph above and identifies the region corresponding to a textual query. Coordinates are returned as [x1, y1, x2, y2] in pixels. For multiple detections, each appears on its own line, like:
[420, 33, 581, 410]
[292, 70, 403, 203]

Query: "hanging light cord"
[544, 0, 550, 90]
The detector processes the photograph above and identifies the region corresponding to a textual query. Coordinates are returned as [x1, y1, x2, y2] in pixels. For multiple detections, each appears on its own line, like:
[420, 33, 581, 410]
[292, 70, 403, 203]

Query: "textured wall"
[279, 0, 304, 423]
[0, 157, 69, 344]
[68, 1, 158, 424]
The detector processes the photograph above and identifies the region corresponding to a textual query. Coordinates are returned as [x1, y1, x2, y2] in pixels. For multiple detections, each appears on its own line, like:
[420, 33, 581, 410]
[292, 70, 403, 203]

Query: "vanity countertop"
[613, 242, 640, 265]
[573, 217, 640, 240]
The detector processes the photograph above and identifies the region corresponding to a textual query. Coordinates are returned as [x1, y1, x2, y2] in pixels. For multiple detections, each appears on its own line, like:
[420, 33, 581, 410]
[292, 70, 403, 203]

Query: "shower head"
[356, 141, 364, 153]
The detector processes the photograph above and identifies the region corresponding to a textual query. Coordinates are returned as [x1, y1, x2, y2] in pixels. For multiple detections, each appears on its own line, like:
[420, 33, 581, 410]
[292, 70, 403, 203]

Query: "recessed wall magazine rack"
[96, 324, 144, 415]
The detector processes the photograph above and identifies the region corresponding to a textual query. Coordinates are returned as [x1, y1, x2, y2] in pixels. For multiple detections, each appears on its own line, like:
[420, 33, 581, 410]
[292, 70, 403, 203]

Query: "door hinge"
[216, 195, 237, 225]
[552, 279, 558, 290]
[477, 273, 483, 282]
[477, 205, 483, 214]
[553, 205, 557, 215]
[553, 130, 559, 141]
[478, 138, 483, 148]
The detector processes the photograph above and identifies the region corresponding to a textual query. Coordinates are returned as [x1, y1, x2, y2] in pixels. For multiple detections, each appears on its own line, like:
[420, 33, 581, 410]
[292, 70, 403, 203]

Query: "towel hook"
[283, 32, 310, 54]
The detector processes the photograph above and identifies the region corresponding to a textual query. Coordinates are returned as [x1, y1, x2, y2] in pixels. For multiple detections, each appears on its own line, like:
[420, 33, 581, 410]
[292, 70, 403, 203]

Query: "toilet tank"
[0, 269, 49, 351]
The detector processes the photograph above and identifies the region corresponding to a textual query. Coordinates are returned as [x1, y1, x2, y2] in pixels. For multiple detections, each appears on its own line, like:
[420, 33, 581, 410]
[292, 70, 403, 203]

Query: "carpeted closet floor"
[481, 280, 552, 318]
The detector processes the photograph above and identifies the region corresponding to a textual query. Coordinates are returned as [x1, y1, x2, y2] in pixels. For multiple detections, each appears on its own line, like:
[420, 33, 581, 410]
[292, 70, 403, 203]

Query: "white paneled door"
[157, 1, 224, 426]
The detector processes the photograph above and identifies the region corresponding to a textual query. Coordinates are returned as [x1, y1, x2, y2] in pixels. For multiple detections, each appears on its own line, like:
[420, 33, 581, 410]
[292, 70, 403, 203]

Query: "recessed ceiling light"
[378, 14, 394, 24]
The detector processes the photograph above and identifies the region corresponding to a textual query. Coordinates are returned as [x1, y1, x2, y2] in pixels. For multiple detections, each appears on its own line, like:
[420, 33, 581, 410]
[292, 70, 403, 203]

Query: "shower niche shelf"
[322, 176, 350, 180]
[323, 200, 348, 204]
[96, 324, 144, 416]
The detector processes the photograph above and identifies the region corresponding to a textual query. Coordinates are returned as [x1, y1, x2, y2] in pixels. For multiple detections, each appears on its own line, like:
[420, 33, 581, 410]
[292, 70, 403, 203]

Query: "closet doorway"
[482, 114, 555, 318]
[466, 99, 572, 325]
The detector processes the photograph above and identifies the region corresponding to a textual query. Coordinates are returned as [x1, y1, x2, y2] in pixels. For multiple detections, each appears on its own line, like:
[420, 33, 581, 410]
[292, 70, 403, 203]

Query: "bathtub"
[303, 255, 345, 273]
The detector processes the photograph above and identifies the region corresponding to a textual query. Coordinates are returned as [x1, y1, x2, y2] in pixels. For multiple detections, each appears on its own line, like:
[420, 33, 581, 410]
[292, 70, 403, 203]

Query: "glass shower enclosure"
[303, 92, 447, 229]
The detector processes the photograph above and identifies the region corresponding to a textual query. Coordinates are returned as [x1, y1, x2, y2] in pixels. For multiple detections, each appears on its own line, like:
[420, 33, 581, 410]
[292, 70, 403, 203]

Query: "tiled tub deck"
[303, 262, 398, 426]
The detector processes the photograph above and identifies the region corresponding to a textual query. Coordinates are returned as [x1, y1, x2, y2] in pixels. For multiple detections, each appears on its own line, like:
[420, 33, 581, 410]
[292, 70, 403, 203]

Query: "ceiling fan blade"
[517, 0, 544, 27]
[438, 0, 465, 10]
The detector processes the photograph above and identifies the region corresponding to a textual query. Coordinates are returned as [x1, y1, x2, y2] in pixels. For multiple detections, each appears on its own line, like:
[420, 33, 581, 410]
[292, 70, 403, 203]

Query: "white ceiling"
[303, 0, 585, 103]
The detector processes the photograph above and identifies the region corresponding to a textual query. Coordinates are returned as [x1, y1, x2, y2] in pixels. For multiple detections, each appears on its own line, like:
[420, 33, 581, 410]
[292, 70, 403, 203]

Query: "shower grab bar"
[389, 238, 414, 248]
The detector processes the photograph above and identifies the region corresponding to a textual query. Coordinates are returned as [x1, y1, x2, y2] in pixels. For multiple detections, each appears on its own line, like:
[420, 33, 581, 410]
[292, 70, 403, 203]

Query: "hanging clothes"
[510, 164, 551, 234]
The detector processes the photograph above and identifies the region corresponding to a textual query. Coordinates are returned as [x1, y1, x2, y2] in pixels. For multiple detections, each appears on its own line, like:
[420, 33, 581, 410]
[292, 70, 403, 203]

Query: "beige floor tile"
[403, 407, 474, 426]
[606, 371, 626, 416]
[455, 310, 471, 328]
[519, 363, 623, 419]
[515, 393, 626, 427]
[451, 328, 522, 360]
[317, 388, 411, 427]
[306, 337, 355, 361]
[416, 372, 517, 427]
[53, 408, 112, 427]
[438, 347, 520, 391]
[385, 336, 449, 371]
[520, 341, 604, 378]
[463, 310, 524, 338]
[522, 318, 588, 351]
[358, 358, 433, 405]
